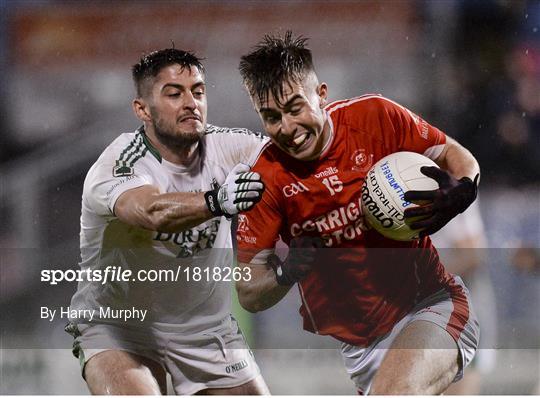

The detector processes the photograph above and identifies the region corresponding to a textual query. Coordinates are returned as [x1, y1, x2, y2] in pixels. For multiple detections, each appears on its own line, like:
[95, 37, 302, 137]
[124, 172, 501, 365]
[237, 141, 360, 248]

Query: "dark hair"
[132, 48, 205, 97]
[239, 31, 314, 105]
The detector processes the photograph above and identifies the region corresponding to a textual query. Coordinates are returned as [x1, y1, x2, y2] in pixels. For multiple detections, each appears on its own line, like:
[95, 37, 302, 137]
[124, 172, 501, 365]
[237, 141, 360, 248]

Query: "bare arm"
[404, 136, 481, 237]
[434, 136, 480, 181]
[236, 262, 293, 313]
[114, 185, 213, 233]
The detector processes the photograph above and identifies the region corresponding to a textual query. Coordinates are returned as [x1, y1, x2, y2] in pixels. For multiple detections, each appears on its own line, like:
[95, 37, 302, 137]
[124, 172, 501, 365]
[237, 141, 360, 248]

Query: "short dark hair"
[132, 48, 205, 97]
[239, 31, 314, 105]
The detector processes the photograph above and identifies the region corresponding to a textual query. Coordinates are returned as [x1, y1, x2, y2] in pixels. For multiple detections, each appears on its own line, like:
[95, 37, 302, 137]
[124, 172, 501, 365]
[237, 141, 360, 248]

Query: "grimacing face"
[146, 64, 207, 147]
[254, 73, 330, 161]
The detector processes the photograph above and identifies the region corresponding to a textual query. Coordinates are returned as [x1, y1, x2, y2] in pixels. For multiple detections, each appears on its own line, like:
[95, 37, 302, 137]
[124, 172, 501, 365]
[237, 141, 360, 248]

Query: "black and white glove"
[204, 163, 264, 217]
[267, 236, 325, 286]
[403, 166, 479, 238]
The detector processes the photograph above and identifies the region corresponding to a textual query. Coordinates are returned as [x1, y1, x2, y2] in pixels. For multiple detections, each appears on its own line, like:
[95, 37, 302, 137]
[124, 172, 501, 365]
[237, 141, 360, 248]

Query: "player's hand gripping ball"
[403, 166, 478, 238]
[360, 152, 439, 241]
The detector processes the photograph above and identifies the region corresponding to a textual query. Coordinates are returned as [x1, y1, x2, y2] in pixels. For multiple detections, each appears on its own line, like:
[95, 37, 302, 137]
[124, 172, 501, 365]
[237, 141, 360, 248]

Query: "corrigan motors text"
[41, 265, 252, 285]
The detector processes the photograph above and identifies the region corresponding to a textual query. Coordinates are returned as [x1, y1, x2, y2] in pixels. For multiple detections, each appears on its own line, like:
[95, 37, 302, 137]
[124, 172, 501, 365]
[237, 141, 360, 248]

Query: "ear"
[317, 83, 328, 108]
[132, 98, 152, 122]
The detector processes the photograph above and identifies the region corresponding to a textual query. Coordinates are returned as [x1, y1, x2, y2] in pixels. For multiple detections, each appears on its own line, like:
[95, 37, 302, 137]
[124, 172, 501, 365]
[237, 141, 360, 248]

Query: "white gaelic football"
[361, 151, 439, 241]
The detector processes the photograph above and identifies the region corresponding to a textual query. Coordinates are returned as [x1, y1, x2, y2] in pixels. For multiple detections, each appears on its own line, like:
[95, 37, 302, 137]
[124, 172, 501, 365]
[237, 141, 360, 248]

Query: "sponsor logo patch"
[314, 166, 338, 179]
[351, 149, 373, 172]
[112, 164, 134, 177]
[282, 181, 310, 198]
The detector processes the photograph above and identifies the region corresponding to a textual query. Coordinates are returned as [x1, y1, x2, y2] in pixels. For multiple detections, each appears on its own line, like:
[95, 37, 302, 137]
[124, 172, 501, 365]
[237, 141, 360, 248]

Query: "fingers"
[311, 237, 326, 248]
[236, 181, 265, 193]
[418, 219, 447, 238]
[404, 204, 434, 219]
[235, 194, 263, 211]
[236, 171, 262, 183]
[230, 163, 251, 175]
[236, 201, 256, 211]
[403, 189, 437, 202]
[420, 166, 448, 185]
[290, 236, 325, 248]
[407, 215, 447, 238]
[407, 215, 438, 231]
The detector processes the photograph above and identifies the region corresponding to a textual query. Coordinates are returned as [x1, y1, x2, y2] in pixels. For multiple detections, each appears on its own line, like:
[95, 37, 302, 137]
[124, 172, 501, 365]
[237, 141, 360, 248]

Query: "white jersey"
[70, 124, 268, 333]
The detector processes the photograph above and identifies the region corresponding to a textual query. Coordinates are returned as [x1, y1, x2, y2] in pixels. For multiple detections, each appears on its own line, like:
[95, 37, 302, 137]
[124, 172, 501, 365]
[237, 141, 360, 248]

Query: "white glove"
[204, 163, 265, 217]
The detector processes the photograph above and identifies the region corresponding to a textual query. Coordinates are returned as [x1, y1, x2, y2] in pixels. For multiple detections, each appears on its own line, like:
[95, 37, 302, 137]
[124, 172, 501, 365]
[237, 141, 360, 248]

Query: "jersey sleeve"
[206, 124, 269, 169]
[367, 97, 447, 160]
[83, 160, 154, 217]
[236, 181, 283, 265]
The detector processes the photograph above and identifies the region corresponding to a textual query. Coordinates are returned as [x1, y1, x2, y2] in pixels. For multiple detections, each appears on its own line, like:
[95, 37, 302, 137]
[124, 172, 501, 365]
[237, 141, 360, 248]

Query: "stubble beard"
[152, 115, 204, 151]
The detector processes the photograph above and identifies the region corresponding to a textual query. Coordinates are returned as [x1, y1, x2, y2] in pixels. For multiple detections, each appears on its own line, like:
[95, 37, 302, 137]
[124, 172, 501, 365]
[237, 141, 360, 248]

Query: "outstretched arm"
[115, 163, 264, 233]
[115, 186, 212, 233]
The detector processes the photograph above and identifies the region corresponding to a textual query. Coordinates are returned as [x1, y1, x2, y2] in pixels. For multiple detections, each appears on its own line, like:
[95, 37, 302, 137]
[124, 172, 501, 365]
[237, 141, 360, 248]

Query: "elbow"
[237, 290, 260, 313]
[236, 283, 263, 313]
[238, 296, 263, 314]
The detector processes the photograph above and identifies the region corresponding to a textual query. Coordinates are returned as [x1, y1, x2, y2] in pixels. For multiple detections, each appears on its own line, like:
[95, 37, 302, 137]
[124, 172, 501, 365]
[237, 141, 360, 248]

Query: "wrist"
[268, 254, 295, 286]
[204, 190, 224, 217]
[457, 173, 479, 213]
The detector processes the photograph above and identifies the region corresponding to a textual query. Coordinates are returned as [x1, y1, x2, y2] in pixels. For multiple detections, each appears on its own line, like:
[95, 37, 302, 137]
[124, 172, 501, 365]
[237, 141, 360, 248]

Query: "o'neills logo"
[282, 181, 310, 198]
[226, 360, 248, 373]
[314, 166, 338, 179]
[361, 184, 394, 228]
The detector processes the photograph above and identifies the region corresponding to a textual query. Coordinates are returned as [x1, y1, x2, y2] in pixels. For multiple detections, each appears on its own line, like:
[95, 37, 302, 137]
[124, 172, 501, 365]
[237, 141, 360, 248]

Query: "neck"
[143, 124, 200, 166]
[305, 117, 332, 162]
[318, 119, 333, 156]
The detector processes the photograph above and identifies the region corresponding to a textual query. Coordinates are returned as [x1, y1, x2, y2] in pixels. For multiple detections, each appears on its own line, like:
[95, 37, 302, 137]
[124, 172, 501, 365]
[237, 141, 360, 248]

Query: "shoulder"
[326, 94, 408, 117]
[250, 139, 284, 168]
[251, 141, 299, 189]
[203, 123, 269, 167]
[87, 129, 158, 181]
[205, 124, 265, 139]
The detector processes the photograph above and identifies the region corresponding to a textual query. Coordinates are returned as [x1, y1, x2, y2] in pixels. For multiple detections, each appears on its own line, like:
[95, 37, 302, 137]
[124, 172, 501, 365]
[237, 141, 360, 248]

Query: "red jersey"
[237, 95, 454, 346]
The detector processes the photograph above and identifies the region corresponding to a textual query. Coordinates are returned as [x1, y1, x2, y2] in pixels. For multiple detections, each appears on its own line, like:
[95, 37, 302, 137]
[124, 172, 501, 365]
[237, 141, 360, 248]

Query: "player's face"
[254, 74, 330, 161]
[148, 65, 207, 147]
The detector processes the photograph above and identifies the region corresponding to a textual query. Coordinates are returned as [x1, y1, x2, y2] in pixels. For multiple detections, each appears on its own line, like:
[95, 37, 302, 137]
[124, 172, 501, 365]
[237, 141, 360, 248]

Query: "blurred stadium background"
[0, 0, 539, 394]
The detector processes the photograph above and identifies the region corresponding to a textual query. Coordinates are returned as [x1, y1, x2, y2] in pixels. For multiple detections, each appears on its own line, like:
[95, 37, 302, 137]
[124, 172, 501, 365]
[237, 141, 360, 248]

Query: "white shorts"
[341, 276, 480, 394]
[67, 316, 261, 395]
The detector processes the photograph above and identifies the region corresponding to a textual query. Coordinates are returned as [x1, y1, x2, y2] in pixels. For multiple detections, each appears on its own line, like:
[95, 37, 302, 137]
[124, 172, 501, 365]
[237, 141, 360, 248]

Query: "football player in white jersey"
[67, 49, 270, 395]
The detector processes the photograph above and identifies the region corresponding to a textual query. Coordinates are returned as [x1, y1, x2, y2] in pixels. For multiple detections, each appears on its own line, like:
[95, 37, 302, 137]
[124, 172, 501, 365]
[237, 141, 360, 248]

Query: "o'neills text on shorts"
[40, 306, 147, 322]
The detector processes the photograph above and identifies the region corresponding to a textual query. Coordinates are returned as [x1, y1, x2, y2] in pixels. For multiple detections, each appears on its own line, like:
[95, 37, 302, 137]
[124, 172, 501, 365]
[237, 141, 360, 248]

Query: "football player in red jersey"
[235, 31, 481, 394]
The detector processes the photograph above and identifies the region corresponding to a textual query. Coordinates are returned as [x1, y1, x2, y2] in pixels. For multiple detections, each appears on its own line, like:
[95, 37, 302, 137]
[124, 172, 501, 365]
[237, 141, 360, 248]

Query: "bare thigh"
[196, 375, 270, 395]
[370, 320, 459, 395]
[84, 350, 167, 395]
